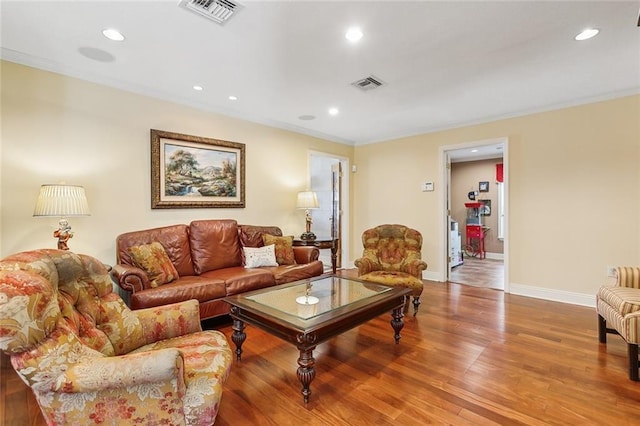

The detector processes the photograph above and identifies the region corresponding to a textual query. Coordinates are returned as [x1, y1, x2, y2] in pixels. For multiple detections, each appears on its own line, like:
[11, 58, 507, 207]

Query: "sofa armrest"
[354, 257, 381, 276]
[293, 246, 320, 264]
[136, 299, 203, 343]
[111, 264, 151, 293]
[616, 267, 640, 289]
[54, 348, 183, 393]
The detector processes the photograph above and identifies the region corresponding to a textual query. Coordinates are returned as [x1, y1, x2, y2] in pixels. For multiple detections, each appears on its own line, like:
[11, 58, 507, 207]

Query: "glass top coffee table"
[224, 275, 411, 403]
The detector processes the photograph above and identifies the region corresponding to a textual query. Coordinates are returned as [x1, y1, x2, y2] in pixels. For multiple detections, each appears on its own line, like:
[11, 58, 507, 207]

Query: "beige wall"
[0, 61, 353, 263]
[2, 60, 639, 305]
[451, 159, 504, 255]
[353, 95, 640, 302]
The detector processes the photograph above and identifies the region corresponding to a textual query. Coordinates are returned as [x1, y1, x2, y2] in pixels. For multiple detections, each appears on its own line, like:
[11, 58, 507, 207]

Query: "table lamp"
[297, 190, 319, 241]
[33, 184, 91, 250]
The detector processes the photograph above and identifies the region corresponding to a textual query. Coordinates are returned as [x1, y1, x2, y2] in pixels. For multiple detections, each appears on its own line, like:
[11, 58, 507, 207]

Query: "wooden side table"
[293, 238, 339, 274]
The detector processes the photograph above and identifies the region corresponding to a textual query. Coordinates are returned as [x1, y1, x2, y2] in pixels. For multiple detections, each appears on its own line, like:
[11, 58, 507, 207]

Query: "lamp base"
[53, 218, 73, 251]
[300, 232, 317, 241]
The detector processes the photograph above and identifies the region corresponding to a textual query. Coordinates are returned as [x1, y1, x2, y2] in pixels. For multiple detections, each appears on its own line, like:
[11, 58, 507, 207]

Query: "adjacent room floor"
[449, 256, 504, 290]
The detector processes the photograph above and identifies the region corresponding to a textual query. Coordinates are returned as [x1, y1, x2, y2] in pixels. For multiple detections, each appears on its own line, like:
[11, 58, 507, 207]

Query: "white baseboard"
[346, 263, 594, 308]
[509, 282, 595, 308]
[423, 270, 441, 281]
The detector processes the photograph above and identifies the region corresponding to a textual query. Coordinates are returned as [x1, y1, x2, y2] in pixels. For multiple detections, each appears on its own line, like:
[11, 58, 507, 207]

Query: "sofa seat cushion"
[130, 276, 226, 310]
[265, 261, 325, 285]
[597, 286, 640, 316]
[201, 267, 275, 295]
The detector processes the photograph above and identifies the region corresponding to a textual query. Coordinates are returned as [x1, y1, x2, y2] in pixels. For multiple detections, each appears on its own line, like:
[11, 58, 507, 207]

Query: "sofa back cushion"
[190, 219, 242, 274]
[238, 225, 283, 248]
[116, 224, 194, 277]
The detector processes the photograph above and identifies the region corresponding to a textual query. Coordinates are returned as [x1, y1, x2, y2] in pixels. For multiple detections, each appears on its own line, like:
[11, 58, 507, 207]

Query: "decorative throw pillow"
[262, 234, 296, 265]
[128, 242, 179, 288]
[243, 245, 278, 268]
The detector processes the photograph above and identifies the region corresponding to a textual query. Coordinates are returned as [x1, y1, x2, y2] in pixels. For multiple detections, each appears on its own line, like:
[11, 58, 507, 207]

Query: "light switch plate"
[422, 181, 434, 192]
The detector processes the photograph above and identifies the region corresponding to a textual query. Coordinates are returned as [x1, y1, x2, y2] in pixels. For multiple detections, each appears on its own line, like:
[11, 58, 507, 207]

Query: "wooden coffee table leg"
[231, 318, 246, 361]
[391, 306, 405, 344]
[296, 347, 316, 403]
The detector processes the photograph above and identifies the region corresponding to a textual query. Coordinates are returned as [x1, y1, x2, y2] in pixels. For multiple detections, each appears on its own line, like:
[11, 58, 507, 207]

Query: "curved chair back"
[361, 224, 424, 273]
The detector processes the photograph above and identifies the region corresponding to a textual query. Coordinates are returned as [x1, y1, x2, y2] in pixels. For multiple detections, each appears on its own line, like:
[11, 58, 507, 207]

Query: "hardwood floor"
[3, 270, 640, 425]
[450, 257, 504, 290]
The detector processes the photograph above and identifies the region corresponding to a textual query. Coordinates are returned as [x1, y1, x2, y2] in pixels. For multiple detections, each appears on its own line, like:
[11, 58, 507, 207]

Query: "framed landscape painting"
[151, 129, 245, 209]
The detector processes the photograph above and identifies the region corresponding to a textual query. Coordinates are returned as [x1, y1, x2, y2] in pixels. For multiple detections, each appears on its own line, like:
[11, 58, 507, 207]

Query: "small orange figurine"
[53, 219, 73, 250]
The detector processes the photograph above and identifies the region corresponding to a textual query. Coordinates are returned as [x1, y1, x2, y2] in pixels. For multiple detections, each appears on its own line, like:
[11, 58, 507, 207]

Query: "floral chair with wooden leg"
[354, 224, 428, 316]
[0, 249, 232, 425]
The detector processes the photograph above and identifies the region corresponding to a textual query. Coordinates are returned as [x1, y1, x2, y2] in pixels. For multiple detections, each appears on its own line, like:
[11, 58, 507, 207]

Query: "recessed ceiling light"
[102, 28, 125, 41]
[228, 95, 238, 101]
[345, 27, 363, 42]
[193, 85, 203, 91]
[471, 149, 479, 153]
[328, 107, 339, 116]
[575, 28, 599, 41]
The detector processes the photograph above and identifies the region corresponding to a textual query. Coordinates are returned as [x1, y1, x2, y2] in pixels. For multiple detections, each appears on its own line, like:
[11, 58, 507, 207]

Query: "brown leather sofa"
[112, 219, 324, 320]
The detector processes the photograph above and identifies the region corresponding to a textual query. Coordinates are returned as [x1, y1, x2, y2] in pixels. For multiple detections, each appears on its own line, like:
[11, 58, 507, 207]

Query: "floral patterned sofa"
[0, 249, 232, 425]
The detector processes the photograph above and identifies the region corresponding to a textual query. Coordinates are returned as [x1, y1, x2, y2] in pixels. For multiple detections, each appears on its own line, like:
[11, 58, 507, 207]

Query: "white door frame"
[438, 137, 510, 293]
[308, 150, 350, 271]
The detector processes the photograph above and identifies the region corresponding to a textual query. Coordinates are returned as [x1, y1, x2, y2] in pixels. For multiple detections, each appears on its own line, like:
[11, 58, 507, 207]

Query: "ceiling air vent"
[350, 75, 385, 92]
[178, 0, 243, 25]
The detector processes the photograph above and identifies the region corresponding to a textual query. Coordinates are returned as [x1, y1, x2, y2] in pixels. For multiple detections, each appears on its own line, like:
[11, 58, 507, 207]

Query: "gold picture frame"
[151, 129, 245, 209]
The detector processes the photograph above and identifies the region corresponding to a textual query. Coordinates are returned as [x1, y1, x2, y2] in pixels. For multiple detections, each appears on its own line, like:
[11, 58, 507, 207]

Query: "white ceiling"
[2, 1, 639, 147]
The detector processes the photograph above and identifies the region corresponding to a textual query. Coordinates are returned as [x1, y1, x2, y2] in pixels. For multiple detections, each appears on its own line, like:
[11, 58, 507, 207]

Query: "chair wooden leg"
[628, 343, 639, 381]
[412, 296, 420, 316]
[598, 314, 607, 343]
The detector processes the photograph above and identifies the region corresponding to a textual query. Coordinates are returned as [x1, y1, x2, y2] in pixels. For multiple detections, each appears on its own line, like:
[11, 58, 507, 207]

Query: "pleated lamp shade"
[33, 184, 91, 217]
[296, 191, 319, 209]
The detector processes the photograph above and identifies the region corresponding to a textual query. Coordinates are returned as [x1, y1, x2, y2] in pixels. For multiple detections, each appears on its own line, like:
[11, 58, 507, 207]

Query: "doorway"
[308, 151, 350, 272]
[440, 138, 509, 292]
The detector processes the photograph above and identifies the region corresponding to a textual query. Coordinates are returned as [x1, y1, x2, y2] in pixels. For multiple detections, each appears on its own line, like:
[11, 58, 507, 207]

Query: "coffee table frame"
[224, 276, 411, 403]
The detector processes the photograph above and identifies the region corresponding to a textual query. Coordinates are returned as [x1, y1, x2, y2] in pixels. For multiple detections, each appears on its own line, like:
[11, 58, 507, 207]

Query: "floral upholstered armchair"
[354, 224, 428, 315]
[0, 249, 232, 425]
